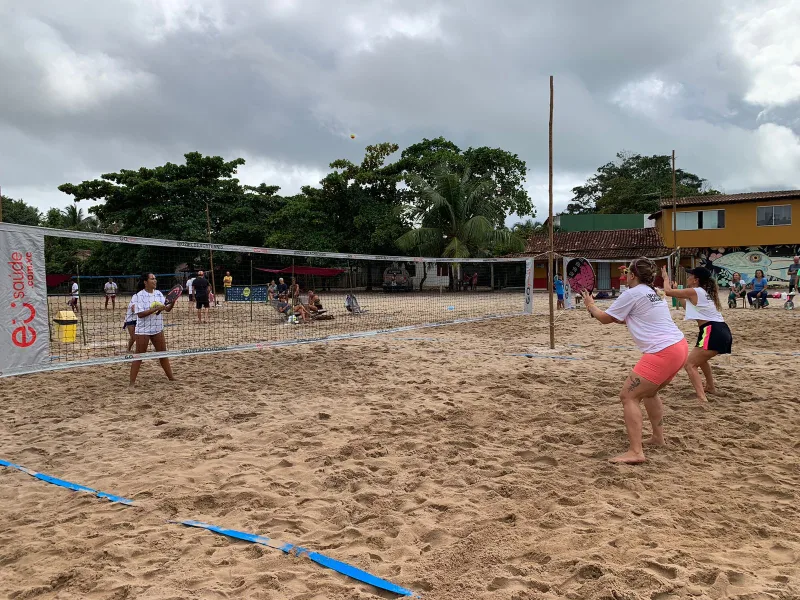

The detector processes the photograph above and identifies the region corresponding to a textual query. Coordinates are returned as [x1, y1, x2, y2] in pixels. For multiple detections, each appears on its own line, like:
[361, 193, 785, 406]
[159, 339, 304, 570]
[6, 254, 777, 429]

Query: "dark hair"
[137, 273, 153, 292]
[755, 269, 765, 278]
[690, 270, 721, 310]
[630, 257, 657, 292]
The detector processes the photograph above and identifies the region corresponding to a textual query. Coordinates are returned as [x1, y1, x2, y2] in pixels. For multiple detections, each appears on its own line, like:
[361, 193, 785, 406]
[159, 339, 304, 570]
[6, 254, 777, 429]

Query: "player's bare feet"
[644, 436, 665, 446]
[610, 450, 646, 464]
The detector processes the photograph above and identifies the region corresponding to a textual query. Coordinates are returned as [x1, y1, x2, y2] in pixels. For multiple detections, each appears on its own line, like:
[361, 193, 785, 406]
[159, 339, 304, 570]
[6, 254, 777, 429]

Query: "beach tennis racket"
[566, 257, 596, 293]
[163, 285, 183, 307]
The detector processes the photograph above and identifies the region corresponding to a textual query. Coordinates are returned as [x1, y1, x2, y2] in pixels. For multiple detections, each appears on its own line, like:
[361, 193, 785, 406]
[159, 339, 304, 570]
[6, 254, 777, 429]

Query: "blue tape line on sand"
[0, 459, 135, 505]
[0, 459, 417, 597]
[509, 354, 583, 360]
[176, 520, 418, 597]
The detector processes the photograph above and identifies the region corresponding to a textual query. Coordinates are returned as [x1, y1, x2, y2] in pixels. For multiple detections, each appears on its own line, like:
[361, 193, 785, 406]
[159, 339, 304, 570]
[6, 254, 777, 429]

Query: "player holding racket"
[581, 257, 688, 464]
[661, 266, 731, 403]
[129, 273, 176, 387]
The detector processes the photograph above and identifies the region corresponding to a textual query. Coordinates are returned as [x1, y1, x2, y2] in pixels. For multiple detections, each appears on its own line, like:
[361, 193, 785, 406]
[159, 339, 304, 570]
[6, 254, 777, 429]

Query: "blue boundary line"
[0, 459, 417, 597]
[0, 459, 134, 505]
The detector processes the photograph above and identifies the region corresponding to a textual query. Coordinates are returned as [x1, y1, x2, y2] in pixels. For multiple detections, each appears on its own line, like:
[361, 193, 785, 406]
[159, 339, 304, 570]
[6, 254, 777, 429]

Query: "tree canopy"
[566, 152, 720, 214]
[397, 137, 533, 226]
[1, 196, 41, 225]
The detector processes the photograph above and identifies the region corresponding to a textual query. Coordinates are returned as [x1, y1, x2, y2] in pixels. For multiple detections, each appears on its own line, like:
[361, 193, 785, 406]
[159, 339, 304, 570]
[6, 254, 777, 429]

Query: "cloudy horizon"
[2, 0, 799, 225]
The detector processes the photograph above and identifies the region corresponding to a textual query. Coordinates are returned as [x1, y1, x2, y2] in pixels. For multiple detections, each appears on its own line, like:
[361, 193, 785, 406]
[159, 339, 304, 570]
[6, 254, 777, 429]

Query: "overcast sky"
[2, 0, 799, 225]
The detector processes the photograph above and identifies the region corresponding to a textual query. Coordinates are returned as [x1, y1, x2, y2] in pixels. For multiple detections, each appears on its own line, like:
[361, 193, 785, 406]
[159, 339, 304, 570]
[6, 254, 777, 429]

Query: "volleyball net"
[0, 223, 535, 377]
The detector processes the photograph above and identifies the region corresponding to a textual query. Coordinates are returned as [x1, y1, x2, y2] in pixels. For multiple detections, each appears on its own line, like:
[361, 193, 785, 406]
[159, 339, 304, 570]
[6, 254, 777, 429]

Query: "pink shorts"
[633, 339, 688, 386]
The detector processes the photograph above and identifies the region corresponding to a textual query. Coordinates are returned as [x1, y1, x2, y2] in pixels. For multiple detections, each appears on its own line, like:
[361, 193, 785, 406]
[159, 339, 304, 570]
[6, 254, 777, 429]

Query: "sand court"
[1, 302, 798, 599]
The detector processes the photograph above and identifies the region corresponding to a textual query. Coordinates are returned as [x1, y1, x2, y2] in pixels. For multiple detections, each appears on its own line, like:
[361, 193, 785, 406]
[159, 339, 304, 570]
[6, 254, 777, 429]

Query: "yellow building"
[650, 190, 800, 285]
[651, 190, 800, 248]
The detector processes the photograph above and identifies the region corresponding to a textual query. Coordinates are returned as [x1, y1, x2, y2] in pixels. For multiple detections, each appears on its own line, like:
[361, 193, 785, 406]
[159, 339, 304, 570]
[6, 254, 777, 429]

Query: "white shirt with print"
[605, 285, 685, 354]
[132, 290, 166, 335]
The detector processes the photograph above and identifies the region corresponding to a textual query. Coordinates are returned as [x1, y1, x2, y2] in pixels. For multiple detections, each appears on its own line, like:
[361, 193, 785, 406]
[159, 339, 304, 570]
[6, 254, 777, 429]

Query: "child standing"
[554, 275, 565, 309]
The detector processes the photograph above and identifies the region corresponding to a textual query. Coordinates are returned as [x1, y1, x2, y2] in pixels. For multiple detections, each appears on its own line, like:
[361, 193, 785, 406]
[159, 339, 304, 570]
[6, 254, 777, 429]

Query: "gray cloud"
[1, 0, 798, 219]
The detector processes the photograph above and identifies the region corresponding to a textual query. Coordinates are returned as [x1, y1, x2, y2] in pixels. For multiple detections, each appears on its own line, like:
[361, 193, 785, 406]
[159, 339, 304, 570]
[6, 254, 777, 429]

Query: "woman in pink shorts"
[581, 257, 688, 464]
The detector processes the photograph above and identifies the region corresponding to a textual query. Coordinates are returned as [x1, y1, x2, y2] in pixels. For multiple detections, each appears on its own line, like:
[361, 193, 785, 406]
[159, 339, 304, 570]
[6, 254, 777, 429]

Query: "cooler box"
[53, 310, 78, 343]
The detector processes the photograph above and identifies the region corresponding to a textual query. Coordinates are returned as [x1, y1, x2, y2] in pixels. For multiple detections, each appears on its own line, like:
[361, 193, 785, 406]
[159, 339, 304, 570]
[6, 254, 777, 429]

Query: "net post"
[548, 75, 555, 350]
[76, 262, 88, 345]
[205, 202, 218, 306]
[249, 256, 253, 322]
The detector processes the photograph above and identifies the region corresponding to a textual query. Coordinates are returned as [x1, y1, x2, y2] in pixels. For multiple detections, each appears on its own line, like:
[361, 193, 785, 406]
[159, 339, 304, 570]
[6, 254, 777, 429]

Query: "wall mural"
[700, 245, 800, 285]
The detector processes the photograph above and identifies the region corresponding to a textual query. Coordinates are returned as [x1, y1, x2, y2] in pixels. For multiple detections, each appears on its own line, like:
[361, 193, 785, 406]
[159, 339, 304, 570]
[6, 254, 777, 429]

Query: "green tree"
[266, 143, 411, 256]
[567, 152, 719, 214]
[58, 152, 252, 242]
[1, 196, 41, 225]
[397, 137, 534, 226]
[396, 170, 524, 289]
[61, 204, 99, 231]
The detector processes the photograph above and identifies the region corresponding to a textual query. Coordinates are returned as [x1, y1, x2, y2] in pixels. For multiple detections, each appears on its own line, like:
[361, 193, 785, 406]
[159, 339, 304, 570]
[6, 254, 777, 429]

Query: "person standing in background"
[193, 271, 211, 323]
[788, 256, 799, 294]
[186, 274, 196, 312]
[104, 278, 118, 309]
[69, 280, 80, 312]
[223, 271, 233, 301]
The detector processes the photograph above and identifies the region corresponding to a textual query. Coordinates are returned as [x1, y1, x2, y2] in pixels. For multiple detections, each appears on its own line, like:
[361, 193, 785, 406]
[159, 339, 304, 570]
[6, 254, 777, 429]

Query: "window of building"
[757, 205, 792, 227]
[675, 209, 726, 231]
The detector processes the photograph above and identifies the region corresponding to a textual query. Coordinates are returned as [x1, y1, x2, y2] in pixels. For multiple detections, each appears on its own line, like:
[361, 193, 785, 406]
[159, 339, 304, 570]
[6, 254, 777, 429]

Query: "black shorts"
[696, 321, 732, 354]
[196, 297, 210, 309]
[188, 293, 195, 301]
[122, 320, 136, 329]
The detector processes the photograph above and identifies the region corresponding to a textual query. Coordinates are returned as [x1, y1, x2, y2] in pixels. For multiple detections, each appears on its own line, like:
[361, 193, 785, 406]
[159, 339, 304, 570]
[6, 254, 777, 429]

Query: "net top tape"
[0, 222, 528, 264]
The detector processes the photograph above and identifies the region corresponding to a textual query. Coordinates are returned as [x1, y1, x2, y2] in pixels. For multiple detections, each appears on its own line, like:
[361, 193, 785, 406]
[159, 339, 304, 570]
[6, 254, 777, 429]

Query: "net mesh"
[38, 231, 529, 372]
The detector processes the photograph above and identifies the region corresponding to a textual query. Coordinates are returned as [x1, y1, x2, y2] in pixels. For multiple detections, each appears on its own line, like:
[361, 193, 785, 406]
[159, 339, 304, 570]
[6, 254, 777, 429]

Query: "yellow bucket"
[53, 310, 78, 343]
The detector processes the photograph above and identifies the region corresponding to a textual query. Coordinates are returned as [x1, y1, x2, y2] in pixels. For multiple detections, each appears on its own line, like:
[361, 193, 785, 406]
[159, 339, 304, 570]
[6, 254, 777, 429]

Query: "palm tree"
[61, 203, 99, 231]
[397, 170, 524, 289]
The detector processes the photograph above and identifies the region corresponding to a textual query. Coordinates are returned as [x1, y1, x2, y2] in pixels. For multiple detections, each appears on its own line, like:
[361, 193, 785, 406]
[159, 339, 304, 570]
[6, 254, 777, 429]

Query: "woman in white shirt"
[129, 273, 176, 386]
[122, 297, 137, 352]
[662, 266, 731, 403]
[581, 257, 688, 464]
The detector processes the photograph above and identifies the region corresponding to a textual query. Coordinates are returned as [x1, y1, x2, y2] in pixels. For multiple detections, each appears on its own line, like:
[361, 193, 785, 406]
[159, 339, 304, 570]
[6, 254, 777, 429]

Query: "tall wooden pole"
[205, 202, 218, 305]
[671, 150, 677, 277]
[548, 76, 555, 350]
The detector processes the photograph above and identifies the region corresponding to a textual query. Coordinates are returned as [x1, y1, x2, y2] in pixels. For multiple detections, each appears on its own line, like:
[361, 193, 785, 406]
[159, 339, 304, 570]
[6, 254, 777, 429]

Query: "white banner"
[0, 226, 49, 375]
[524, 258, 534, 314]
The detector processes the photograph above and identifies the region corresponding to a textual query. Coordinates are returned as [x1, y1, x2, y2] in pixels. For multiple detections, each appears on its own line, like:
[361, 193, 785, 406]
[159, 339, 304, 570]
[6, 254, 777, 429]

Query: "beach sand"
[1, 296, 798, 599]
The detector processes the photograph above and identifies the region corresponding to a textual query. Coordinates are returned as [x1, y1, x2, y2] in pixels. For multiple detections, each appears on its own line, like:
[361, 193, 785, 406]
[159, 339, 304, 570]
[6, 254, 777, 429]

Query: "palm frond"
[442, 237, 472, 259]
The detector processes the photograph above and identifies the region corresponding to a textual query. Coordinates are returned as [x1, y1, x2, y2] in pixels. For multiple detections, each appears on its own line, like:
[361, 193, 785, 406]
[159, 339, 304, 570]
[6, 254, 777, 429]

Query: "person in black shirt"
[193, 271, 211, 323]
[276, 277, 288, 295]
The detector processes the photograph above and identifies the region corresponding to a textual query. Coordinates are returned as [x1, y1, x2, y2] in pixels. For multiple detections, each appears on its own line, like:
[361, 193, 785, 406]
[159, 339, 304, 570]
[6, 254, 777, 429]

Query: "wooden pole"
[548, 75, 555, 350]
[249, 256, 253, 322]
[76, 262, 88, 345]
[205, 202, 218, 306]
[671, 150, 678, 277]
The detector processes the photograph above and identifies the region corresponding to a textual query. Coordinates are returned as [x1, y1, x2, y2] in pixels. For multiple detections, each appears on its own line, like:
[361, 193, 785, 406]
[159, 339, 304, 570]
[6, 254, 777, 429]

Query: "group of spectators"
[726, 256, 799, 308]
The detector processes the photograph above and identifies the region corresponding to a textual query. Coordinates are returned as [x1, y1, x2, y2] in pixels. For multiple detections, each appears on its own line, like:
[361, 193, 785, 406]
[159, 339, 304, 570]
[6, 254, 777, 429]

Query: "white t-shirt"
[104, 282, 118, 295]
[605, 285, 685, 354]
[132, 289, 166, 335]
[187, 278, 196, 294]
[71, 282, 79, 298]
[685, 287, 724, 323]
